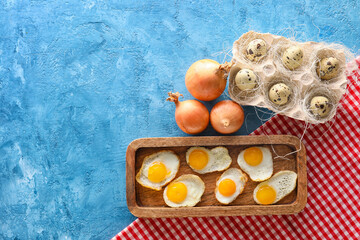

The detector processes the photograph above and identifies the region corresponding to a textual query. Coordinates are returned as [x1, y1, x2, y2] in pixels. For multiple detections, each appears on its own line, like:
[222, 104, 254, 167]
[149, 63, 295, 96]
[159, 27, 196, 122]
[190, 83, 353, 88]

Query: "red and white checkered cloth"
[114, 57, 360, 240]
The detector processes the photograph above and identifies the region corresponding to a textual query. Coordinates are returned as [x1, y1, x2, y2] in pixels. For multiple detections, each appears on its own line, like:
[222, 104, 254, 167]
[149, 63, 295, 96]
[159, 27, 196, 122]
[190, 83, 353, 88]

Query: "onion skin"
[210, 100, 244, 134]
[185, 59, 232, 101]
[167, 92, 209, 134]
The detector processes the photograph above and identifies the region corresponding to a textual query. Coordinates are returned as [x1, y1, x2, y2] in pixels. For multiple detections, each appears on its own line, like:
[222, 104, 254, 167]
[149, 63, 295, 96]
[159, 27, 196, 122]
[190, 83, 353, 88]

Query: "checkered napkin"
[113, 57, 360, 240]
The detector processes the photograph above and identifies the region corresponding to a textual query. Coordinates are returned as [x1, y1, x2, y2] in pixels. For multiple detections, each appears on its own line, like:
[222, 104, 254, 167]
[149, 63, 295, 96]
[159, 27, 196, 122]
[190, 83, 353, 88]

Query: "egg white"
[186, 146, 232, 174]
[136, 151, 180, 191]
[253, 170, 297, 205]
[163, 174, 205, 208]
[215, 168, 248, 204]
[237, 147, 273, 181]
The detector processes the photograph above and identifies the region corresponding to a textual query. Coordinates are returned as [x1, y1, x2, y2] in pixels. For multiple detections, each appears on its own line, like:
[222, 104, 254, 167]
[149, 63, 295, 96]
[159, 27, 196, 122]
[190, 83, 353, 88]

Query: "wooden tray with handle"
[126, 135, 307, 218]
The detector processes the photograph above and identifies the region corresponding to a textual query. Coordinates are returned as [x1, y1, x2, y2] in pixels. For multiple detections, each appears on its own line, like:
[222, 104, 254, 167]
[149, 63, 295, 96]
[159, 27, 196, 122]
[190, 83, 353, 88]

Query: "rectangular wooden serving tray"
[126, 135, 307, 218]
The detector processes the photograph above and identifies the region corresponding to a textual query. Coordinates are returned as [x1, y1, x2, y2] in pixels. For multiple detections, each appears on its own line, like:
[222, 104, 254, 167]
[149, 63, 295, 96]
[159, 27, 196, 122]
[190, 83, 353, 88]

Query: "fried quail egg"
[237, 146, 273, 182]
[215, 168, 248, 204]
[186, 147, 232, 174]
[253, 170, 297, 205]
[136, 151, 180, 191]
[163, 174, 205, 207]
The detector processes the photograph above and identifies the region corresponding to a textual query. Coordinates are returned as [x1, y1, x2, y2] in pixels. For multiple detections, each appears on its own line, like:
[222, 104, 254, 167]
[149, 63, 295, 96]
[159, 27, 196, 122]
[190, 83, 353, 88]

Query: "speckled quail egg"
[186, 147, 232, 174]
[235, 69, 258, 91]
[136, 151, 180, 191]
[282, 46, 304, 70]
[268, 83, 292, 106]
[253, 170, 297, 205]
[215, 168, 248, 204]
[163, 174, 205, 208]
[316, 57, 340, 80]
[246, 39, 267, 61]
[237, 146, 273, 182]
[310, 96, 332, 118]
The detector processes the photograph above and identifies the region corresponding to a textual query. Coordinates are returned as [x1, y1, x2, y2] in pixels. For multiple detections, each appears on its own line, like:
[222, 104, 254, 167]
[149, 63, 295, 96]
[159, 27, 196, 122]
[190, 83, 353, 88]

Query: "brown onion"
[210, 100, 244, 134]
[185, 59, 233, 101]
[167, 92, 209, 134]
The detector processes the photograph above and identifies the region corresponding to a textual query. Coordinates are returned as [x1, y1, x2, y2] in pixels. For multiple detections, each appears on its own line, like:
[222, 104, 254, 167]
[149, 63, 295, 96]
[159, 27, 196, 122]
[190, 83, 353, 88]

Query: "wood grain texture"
[126, 135, 307, 218]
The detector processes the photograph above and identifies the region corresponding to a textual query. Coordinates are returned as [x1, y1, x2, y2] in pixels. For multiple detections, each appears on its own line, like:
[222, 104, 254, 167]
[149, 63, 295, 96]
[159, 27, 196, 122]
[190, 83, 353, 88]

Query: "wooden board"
[126, 135, 307, 218]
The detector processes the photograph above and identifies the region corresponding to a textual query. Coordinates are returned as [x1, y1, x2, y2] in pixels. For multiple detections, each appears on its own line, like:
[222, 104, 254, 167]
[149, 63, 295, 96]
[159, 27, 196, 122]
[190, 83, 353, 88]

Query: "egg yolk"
[188, 149, 209, 170]
[244, 147, 263, 166]
[256, 185, 276, 205]
[166, 182, 187, 203]
[218, 178, 236, 197]
[148, 162, 167, 183]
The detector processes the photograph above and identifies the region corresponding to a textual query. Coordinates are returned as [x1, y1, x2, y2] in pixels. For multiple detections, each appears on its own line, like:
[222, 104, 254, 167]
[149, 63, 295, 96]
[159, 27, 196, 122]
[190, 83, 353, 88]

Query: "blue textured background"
[1, 0, 359, 239]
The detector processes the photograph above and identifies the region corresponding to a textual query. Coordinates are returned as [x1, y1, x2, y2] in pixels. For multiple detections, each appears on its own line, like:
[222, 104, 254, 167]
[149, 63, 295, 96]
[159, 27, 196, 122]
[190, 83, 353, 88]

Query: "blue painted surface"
[0, 0, 359, 239]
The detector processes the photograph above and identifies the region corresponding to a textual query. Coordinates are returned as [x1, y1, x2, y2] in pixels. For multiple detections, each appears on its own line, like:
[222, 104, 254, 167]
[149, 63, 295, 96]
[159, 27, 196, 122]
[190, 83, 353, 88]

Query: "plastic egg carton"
[229, 31, 349, 124]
